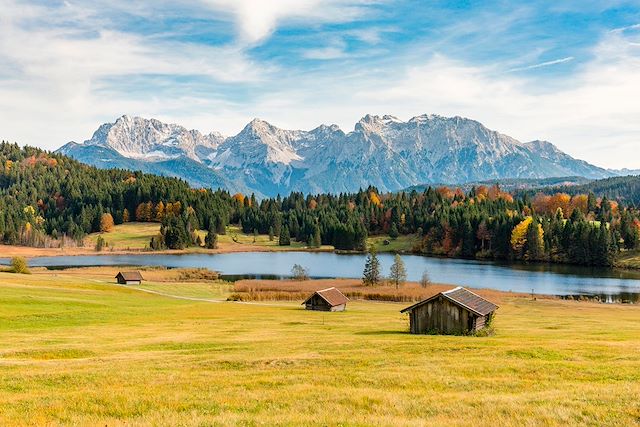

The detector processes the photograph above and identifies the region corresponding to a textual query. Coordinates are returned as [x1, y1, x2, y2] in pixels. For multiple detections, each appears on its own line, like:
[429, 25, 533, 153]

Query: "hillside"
[531, 175, 640, 205]
[1, 142, 637, 267]
[0, 141, 233, 246]
[405, 176, 593, 194]
[57, 114, 613, 197]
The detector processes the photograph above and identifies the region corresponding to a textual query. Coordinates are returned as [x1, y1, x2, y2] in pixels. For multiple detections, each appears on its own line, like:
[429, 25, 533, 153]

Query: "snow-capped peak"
[61, 113, 614, 197]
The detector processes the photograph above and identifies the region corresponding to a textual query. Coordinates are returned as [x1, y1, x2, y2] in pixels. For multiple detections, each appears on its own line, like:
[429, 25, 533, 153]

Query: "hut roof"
[116, 271, 144, 281]
[302, 287, 349, 307]
[401, 286, 498, 316]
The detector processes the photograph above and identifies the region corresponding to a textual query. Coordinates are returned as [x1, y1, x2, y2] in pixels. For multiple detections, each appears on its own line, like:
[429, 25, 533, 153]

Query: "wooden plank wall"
[410, 296, 476, 334]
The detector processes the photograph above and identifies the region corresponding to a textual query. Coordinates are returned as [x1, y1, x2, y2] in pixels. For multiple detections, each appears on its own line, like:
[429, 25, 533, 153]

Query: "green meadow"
[1, 270, 639, 426]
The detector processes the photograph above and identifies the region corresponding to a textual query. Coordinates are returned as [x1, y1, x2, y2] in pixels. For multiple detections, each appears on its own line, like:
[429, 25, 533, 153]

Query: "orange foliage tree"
[100, 213, 115, 232]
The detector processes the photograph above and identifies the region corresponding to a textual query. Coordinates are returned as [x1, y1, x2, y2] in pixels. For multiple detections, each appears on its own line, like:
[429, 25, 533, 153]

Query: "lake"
[4, 252, 640, 302]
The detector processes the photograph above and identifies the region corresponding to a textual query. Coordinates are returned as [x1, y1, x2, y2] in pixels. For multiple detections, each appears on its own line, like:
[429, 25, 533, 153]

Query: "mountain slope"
[58, 114, 615, 196]
[57, 142, 229, 190]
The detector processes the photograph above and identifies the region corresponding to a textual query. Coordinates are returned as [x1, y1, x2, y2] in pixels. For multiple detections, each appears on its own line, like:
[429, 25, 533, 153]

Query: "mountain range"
[57, 114, 618, 197]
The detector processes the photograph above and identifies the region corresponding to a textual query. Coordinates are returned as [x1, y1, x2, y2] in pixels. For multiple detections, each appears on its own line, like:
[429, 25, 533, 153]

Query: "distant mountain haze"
[57, 114, 617, 197]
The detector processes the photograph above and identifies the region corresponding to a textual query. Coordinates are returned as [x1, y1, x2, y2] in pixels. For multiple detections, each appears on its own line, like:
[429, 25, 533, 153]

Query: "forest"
[526, 175, 640, 206]
[0, 142, 638, 267]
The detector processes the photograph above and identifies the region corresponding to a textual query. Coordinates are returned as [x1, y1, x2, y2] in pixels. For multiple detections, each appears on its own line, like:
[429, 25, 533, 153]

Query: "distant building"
[401, 287, 498, 335]
[302, 287, 349, 312]
[115, 271, 144, 285]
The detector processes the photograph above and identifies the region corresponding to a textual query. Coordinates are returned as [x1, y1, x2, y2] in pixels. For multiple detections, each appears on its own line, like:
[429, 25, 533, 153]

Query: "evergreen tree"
[279, 226, 291, 246]
[389, 222, 399, 239]
[312, 225, 321, 248]
[362, 247, 381, 286]
[205, 223, 218, 249]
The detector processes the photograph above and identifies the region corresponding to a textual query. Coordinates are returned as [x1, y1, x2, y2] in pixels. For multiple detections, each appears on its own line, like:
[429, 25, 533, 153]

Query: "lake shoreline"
[2, 242, 640, 282]
[3, 250, 639, 301]
[3, 243, 639, 276]
[0, 243, 336, 259]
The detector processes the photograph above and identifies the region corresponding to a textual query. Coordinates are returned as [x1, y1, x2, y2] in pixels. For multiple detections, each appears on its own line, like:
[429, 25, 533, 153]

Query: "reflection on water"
[2, 252, 639, 301]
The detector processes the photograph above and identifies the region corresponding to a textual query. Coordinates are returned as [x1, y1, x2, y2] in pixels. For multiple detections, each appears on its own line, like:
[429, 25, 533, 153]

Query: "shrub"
[95, 236, 106, 252]
[178, 268, 219, 282]
[473, 326, 496, 337]
[11, 256, 30, 274]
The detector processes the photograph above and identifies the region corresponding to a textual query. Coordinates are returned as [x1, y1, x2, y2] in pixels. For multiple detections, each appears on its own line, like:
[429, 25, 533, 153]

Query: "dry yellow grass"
[232, 278, 542, 303]
[0, 269, 639, 426]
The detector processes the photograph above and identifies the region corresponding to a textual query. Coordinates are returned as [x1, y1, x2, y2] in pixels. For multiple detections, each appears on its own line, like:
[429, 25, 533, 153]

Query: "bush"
[178, 268, 219, 281]
[11, 256, 30, 274]
[473, 326, 496, 337]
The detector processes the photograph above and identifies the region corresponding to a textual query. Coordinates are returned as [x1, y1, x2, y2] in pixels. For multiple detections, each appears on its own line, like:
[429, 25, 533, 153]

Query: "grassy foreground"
[1, 270, 640, 426]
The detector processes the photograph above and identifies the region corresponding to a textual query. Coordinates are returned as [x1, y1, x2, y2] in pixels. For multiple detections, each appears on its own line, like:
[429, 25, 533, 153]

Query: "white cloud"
[507, 56, 574, 72]
[199, 0, 378, 45]
[225, 31, 640, 169]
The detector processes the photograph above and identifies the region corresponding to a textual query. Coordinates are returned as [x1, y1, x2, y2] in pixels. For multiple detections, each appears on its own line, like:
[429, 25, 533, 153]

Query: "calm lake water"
[4, 252, 640, 301]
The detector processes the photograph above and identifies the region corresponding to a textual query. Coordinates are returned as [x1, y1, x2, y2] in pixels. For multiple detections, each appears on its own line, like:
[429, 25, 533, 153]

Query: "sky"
[1, 0, 639, 169]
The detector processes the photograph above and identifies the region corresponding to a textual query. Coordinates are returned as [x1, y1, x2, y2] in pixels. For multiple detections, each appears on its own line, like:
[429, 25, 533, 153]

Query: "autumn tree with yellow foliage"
[100, 213, 115, 232]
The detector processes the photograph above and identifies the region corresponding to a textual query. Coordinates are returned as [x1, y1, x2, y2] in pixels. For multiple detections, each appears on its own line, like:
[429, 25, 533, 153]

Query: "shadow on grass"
[355, 330, 409, 336]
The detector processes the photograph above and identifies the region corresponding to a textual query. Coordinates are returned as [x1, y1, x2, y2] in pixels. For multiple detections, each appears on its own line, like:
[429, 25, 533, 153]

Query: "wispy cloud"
[507, 56, 575, 72]
[610, 23, 640, 33]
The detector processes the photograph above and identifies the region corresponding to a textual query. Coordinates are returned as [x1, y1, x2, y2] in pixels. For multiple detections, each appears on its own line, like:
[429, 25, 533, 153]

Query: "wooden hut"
[401, 287, 498, 335]
[115, 271, 144, 285]
[302, 287, 349, 312]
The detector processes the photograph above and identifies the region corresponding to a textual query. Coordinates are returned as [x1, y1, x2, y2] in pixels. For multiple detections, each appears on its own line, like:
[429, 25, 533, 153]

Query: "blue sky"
[1, 0, 639, 168]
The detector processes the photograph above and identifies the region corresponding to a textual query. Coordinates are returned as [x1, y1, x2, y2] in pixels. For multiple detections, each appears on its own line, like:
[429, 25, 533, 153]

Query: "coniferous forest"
[1, 141, 638, 267]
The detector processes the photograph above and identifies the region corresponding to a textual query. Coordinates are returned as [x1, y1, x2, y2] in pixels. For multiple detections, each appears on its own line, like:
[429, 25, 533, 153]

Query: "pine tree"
[362, 247, 381, 286]
[461, 219, 475, 258]
[389, 254, 407, 289]
[312, 225, 321, 248]
[205, 223, 218, 249]
[525, 218, 545, 261]
[279, 226, 291, 246]
[389, 222, 399, 239]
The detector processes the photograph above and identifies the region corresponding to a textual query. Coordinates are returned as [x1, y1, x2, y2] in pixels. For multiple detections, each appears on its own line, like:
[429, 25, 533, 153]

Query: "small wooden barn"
[115, 271, 144, 285]
[302, 287, 349, 312]
[401, 287, 498, 335]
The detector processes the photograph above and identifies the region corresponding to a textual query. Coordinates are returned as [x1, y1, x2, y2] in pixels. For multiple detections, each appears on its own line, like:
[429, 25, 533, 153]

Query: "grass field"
[86, 223, 320, 252]
[86, 222, 160, 250]
[86, 222, 415, 254]
[617, 250, 640, 269]
[367, 234, 419, 253]
[1, 269, 640, 425]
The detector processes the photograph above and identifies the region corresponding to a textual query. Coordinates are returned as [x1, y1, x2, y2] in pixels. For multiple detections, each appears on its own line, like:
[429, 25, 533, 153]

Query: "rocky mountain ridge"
[57, 114, 615, 196]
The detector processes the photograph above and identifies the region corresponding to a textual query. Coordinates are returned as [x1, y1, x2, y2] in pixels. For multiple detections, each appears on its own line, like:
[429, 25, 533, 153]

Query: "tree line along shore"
[0, 142, 639, 269]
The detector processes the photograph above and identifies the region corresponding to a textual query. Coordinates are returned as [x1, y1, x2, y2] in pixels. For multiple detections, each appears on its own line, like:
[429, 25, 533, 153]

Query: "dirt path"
[91, 279, 295, 307]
